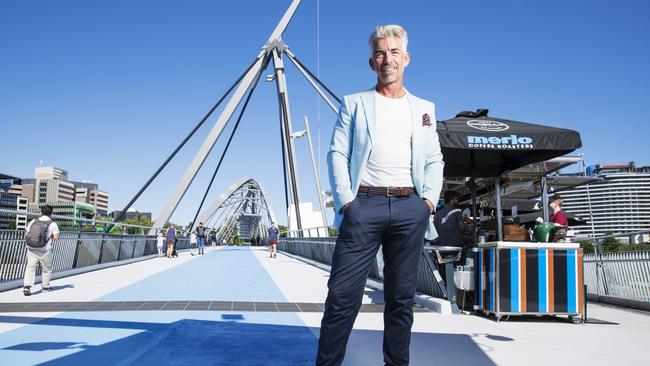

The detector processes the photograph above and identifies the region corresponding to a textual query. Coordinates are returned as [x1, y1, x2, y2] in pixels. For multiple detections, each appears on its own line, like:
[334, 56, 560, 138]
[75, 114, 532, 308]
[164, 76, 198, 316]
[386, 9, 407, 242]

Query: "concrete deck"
[0, 246, 646, 365]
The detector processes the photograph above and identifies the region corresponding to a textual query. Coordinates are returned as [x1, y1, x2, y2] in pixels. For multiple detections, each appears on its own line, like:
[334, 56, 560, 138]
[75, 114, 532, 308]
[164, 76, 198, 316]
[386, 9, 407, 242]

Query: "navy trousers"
[316, 192, 430, 366]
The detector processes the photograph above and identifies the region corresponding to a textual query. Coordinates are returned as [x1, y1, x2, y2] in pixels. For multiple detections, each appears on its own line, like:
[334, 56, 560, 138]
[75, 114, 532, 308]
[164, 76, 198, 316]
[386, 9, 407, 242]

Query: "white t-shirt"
[359, 92, 414, 187]
[25, 215, 60, 251]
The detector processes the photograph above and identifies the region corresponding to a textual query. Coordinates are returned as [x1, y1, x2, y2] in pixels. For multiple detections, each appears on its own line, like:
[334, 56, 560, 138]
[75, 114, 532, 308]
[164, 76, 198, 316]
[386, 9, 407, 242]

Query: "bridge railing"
[278, 237, 445, 299]
[584, 250, 650, 308]
[580, 230, 650, 310]
[0, 230, 191, 284]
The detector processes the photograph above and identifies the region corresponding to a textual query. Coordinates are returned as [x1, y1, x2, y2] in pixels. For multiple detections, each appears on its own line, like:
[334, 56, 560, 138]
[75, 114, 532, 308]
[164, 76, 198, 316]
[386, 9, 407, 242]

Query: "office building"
[3, 167, 110, 230]
[74, 181, 110, 216]
[561, 163, 650, 243]
[0, 174, 29, 230]
[35, 166, 68, 182]
[37, 178, 75, 204]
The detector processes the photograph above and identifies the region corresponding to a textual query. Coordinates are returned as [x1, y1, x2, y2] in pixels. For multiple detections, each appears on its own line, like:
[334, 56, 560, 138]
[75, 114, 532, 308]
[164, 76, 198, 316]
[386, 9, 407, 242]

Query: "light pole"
[291, 116, 329, 237]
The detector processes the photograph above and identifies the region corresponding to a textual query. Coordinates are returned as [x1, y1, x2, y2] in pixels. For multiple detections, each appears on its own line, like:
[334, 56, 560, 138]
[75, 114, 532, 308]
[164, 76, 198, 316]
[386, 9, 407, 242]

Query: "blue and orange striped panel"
[478, 247, 583, 315]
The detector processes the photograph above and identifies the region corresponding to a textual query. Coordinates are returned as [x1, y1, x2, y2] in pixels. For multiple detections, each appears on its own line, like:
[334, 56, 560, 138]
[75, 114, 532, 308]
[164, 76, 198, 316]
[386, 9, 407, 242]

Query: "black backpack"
[25, 218, 52, 248]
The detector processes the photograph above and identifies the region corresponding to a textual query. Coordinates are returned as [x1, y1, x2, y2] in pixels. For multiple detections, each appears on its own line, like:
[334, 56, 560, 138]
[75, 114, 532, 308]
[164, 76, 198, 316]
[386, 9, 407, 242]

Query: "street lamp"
[290, 116, 329, 237]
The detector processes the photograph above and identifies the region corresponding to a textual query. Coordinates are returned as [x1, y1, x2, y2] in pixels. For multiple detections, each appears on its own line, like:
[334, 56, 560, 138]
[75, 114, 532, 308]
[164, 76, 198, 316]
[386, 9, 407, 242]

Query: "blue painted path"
[0, 247, 318, 365]
[100, 247, 289, 302]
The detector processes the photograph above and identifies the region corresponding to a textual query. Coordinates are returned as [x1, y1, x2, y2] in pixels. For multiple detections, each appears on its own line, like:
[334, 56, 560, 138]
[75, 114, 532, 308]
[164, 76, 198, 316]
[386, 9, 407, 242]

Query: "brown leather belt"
[358, 186, 415, 197]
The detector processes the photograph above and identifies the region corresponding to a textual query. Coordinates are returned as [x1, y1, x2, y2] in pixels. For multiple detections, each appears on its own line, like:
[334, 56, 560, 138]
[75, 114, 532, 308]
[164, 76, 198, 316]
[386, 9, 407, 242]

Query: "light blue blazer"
[327, 88, 445, 240]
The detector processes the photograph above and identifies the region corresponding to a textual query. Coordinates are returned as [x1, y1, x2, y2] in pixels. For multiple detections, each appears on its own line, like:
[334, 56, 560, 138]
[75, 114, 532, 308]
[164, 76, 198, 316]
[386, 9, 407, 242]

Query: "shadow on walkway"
[0, 315, 502, 365]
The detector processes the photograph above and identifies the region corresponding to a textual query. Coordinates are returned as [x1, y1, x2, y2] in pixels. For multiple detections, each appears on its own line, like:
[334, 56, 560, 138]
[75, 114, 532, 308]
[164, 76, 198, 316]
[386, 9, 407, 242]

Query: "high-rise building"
[73, 181, 109, 216]
[0, 174, 29, 230]
[0, 173, 23, 196]
[0, 193, 22, 229]
[560, 163, 650, 243]
[37, 178, 75, 205]
[35, 166, 68, 182]
[2, 168, 111, 230]
[16, 196, 28, 230]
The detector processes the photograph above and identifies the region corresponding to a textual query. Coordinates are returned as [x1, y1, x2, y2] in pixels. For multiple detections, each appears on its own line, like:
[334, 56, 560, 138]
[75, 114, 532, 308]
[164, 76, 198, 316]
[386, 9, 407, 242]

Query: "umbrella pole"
[542, 175, 550, 222]
[496, 177, 503, 241]
[470, 151, 478, 244]
[472, 183, 477, 244]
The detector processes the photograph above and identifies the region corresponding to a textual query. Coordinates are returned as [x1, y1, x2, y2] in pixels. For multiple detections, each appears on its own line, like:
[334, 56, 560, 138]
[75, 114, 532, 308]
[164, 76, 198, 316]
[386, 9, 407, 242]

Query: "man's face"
[369, 36, 410, 87]
[549, 201, 559, 210]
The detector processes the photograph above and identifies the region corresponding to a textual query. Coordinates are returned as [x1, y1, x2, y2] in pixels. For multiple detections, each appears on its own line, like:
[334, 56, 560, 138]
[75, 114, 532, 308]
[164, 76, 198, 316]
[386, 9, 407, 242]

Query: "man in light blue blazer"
[316, 25, 444, 366]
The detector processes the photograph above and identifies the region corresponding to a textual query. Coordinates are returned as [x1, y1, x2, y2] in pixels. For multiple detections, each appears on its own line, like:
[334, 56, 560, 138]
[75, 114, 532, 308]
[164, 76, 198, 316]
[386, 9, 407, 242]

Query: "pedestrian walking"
[166, 225, 177, 258]
[156, 232, 165, 257]
[196, 222, 206, 255]
[23, 205, 60, 296]
[190, 231, 197, 256]
[268, 222, 279, 258]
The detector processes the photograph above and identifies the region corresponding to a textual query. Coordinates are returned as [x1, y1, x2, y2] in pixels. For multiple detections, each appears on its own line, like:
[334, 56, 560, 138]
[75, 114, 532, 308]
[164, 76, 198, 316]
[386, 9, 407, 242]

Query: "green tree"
[601, 231, 622, 252]
[122, 216, 154, 235]
[278, 224, 288, 237]
[579, 241, 595, 254]
[618, 243, 650, 252]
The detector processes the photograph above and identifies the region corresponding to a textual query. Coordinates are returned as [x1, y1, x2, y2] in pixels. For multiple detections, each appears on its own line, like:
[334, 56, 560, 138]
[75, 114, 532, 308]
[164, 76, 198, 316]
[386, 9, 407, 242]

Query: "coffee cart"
[474, 241, 585, 322]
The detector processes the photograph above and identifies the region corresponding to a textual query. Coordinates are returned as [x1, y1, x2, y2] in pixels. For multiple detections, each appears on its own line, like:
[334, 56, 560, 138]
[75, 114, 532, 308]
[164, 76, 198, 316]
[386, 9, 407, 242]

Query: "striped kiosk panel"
[553, 249, 568, 313]
[483, 248, 490, 311]
[525, 248, 539, 313]
[477, 249, 483, 309]
[519, 248, 527, 312]
[479, 245, 584, 316]
[489, 248, 495, 312]
[566, 249, 579, 313]
[548, 249, 555, 313]
[499, 248, 529, 313]
[538, 249, 548, 313]
[509, 248, 519, 312]
[577, 251, 584, 314]
[499, 248, 511, 312]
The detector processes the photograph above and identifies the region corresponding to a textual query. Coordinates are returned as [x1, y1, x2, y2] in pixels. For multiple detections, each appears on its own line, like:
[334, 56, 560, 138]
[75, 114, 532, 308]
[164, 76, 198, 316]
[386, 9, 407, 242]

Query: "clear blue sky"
[2, 0, 649, 226]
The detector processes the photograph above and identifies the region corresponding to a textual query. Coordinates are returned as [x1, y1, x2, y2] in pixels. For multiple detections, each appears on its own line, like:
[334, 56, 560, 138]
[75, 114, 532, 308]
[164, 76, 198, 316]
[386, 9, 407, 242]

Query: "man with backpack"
[23, 205, 60, 296]
[196, 222, 206, 255]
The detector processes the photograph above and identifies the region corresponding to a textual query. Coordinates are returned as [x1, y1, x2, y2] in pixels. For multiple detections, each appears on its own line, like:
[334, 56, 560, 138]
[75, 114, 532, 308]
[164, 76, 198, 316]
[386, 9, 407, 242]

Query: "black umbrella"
[438, 109, 582, 178]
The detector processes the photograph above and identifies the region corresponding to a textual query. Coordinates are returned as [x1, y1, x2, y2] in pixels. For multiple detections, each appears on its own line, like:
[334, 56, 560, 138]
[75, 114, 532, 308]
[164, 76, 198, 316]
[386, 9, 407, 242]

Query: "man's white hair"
[368, 24, 408, 53]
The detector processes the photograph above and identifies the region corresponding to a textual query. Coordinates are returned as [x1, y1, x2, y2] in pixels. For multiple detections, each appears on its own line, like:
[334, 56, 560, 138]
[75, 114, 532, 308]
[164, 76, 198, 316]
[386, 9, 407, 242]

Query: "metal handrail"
[0, 208, 153, 230]
[278, 237, 446, 299]
[0, 229, 192, 284]
[578, 229, 650, 243]
[281, 225, 330, 237]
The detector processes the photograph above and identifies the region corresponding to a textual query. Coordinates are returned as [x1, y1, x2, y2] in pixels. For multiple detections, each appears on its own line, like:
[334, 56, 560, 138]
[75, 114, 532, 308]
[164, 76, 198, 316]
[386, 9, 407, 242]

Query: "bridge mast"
[150, 0, 303, 234]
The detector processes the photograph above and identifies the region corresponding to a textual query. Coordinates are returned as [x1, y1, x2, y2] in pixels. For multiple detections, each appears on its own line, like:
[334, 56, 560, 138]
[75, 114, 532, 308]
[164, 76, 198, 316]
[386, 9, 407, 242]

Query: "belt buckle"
[386, 187, 396, 197]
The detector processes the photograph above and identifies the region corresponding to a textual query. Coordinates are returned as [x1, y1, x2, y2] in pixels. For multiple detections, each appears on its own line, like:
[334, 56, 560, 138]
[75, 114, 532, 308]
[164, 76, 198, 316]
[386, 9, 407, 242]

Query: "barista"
[549, 195, 568, 242]
[434, 191, 467, 254]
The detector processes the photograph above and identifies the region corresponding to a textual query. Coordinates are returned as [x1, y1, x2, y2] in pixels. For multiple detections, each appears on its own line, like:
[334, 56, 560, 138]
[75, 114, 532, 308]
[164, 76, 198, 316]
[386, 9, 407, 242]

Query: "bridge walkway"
[0, 246, 647, 365]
